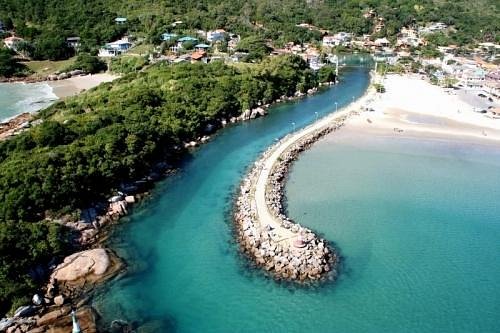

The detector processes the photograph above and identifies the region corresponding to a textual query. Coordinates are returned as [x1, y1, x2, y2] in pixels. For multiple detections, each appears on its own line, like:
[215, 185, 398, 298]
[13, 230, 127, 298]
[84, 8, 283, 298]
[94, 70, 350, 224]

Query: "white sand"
[344, 74, 500, 145]
[48, 73, 119, 98]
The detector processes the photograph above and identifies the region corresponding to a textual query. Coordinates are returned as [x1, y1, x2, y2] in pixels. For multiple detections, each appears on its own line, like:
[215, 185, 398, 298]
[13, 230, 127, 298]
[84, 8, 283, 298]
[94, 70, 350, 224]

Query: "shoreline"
[47, 73, 119, 98]
[234, 76, 377, 283]
[0, 74, 119, 140]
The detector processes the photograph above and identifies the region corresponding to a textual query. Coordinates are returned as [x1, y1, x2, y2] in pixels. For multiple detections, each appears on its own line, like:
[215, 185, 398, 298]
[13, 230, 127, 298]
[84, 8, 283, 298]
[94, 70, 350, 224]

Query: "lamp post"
[314, 112, 318, 121]
[71, 310, 81, 333]
[291, 122, 296, 132]
[335, 102, 338, 113]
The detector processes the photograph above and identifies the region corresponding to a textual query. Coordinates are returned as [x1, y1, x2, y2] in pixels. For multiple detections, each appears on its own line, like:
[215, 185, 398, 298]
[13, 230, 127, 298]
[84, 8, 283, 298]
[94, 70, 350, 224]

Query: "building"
[419, 22, 448, 35]
[115, 17, 127, 24]
[66, 37, 81, 49]
[195, 43, 210, 51]
[374, 17, 385, 33]
[460, 68, 486, 89]
[374, 38, 390, 48]
[322, 36, 338, 48]
[322, 32, 352, 48]
[191, 50, 208, 63]
[161, 33, 178, 42]
[98, 38, 132, 57]
[207, 29, 226, 42]
[3, 36, 23, 51]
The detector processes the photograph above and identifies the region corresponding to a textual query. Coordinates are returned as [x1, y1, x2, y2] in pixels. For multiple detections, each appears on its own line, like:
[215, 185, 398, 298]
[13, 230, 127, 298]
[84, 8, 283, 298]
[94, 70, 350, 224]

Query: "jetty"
[234, 82, 375, 283]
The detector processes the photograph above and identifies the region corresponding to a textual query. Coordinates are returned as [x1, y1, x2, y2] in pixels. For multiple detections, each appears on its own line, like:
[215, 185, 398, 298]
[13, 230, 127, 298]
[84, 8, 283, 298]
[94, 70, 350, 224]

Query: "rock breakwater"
[235, 109, 360, 283]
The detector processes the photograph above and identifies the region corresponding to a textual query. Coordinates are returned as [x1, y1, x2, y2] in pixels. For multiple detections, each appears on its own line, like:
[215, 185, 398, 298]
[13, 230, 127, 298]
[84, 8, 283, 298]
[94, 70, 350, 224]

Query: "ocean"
[0, 82, 57, 121]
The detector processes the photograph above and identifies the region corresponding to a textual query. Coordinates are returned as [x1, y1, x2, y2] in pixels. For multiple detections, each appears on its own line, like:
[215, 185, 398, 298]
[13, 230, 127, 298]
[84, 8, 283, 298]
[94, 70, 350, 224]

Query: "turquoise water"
[286, 133, 500, 332]
[0, 82, 57, 121]
[93, 58, 499, 332]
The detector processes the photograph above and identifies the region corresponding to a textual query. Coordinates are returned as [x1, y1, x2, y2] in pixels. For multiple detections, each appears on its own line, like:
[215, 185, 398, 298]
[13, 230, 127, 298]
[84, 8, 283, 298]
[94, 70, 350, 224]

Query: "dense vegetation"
[67, 53, 107, 74]
[0, 221, 70, 314]
[0, 0, 498, 64]
[0, 48, 29, 77]
[0, 55, 315, 223]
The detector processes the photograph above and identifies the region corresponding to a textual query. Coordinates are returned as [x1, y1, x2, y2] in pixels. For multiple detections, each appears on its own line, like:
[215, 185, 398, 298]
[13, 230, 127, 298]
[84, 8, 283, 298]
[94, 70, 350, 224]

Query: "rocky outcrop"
[48, 248, 122, 299]
[51, 249, 110, 283]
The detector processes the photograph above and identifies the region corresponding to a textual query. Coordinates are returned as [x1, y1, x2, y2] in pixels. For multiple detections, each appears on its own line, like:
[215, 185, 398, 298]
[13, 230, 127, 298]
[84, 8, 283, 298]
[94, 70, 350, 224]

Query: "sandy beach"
[48, 73, 119, 98]
[342, 74, 500, 145]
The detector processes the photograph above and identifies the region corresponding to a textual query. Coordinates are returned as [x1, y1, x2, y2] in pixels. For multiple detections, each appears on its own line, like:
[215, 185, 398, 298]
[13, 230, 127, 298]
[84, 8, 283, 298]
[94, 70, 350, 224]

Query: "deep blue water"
[92, 57, 498, 332]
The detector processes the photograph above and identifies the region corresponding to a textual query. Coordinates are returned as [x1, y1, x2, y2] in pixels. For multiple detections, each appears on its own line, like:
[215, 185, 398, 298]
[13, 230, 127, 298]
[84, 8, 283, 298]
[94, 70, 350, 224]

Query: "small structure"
[374, 37, 390, 48]
[115, 17, 127, 24]
[195, 43, 210, 51]
[191, 50, 208, 63]
[176, 36, 198, 50]
[171, 20, 183, 27]
[161, 33, 178, 42]
[98, 38, 132, 57]
[207, 29, 226, 42]
[177, 36, 198, 43]
[66, 37, 81, 49]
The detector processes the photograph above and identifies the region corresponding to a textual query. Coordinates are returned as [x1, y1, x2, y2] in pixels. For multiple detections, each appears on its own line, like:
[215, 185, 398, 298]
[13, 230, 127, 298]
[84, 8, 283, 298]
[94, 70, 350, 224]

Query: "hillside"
[0, 0, 498, 59]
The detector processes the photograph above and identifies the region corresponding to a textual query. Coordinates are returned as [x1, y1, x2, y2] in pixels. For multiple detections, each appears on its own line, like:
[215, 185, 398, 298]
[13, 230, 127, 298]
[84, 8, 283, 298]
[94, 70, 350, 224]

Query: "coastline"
[0, 74, 119, 140]
[234, 75, 377, 283]
[47, 73, 118, 98]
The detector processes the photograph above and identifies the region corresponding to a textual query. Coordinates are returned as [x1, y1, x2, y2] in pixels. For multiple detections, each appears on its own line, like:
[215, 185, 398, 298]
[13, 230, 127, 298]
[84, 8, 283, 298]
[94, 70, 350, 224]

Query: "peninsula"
[235, 80, 376, 282]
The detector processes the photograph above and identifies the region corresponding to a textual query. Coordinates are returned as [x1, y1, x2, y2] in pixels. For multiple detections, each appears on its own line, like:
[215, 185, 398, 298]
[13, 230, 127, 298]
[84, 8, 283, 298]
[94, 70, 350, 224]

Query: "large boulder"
[51, 249, 110, 282]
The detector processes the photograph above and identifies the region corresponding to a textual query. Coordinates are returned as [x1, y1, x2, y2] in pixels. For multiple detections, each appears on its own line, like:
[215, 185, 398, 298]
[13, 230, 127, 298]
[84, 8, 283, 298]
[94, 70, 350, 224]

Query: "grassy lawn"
[22, 57, 76, 77]
[127, 43, 154, 55]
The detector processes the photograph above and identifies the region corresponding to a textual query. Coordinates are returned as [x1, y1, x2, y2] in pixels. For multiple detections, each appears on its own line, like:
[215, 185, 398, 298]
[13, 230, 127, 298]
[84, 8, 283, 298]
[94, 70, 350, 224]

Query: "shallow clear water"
[93, 58, 499, 332]
[0, 82, 57, 121]
[286, 133, 500, 332]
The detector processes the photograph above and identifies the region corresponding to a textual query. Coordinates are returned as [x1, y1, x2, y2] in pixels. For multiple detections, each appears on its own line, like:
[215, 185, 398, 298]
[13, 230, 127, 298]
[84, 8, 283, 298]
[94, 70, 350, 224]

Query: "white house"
[460, 68, 486, 89]
[374, 38, 390, 47]
[115, 17, 127, 24]
[322, 36, 338, 48]
[207, 29, 226, 42]
[98, 38, 132, 57]
[322, 32, 352, 48]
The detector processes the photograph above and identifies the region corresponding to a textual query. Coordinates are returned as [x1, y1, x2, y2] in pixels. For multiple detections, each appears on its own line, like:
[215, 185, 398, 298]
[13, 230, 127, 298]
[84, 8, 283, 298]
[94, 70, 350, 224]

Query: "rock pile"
[234, 111, 358, 283]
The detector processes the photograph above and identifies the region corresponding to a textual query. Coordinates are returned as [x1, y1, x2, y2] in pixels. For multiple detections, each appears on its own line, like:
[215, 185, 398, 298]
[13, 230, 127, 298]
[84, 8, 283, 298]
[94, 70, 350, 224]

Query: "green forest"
[0, 0, 498, 63]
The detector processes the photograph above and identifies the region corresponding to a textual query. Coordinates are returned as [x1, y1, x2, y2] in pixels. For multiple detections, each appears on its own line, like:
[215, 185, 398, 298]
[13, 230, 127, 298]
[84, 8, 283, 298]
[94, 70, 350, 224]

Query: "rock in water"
[51, 249, 110, 282]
